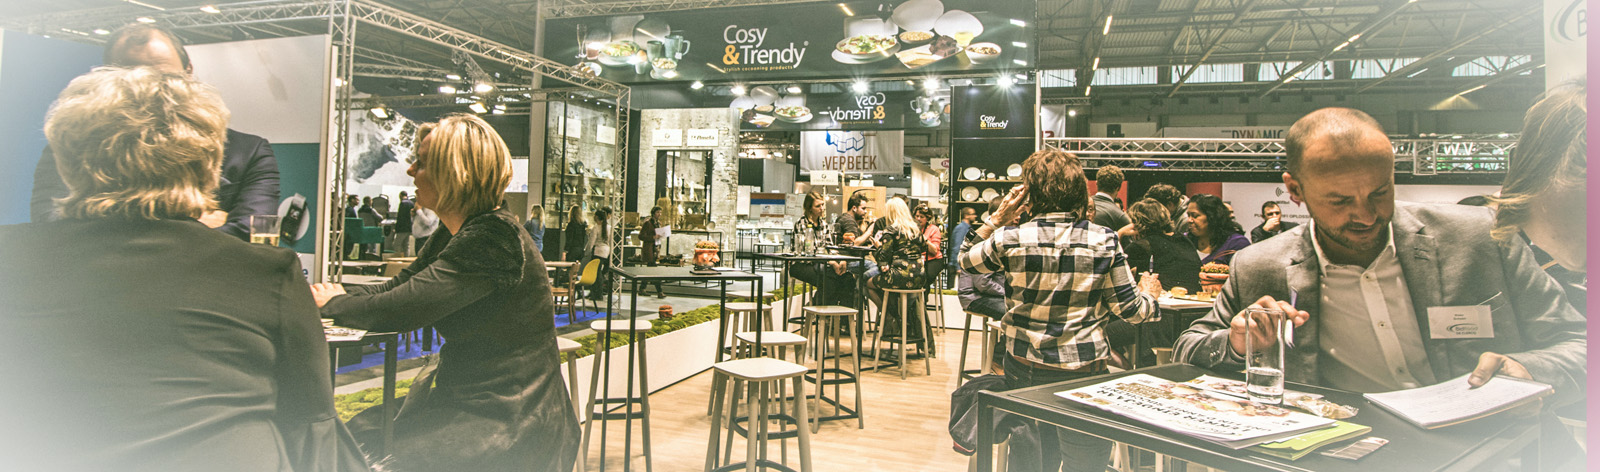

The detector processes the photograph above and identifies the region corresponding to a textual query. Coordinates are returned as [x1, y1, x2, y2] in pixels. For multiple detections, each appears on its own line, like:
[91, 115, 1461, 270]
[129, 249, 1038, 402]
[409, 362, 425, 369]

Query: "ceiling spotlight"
[491, 104, 507, 115]
[731, 84, 747, 95]
[997, 75, 1014, 88]
[135, 17, 156, 23]
[851, 81, 869, 93]
[923, 78, 940, 90]
[787, 84, 803, 94]
[368, 106, 390, 120]
[332, 77, 345, 87]
[690, 81, 705, 90]
[438, 85, 457, 94]
[200, 5, 220, 13]
[1067, 109, 1077, 117]
[1084, 85, 1092, 96]
[445, 73, 461, 80]
[93, 28, 110, 35]
[473, 82, 493, 93]
[468, 102, 488, 114]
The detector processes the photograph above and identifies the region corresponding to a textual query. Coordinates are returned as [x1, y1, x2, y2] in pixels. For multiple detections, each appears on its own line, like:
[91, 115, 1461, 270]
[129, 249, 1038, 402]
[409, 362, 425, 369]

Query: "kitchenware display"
[961, 167, 982, 180]
[1006, 163, 1022, 178]
[981, 188, 1000, 201]
[985, 172, 996, 180]
[960, 186, 980, 202]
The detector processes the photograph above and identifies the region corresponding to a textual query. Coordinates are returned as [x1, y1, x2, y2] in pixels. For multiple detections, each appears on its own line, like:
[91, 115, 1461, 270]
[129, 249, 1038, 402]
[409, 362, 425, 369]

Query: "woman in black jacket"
[563, 205, 590, 263]
[312, 114, 578, 471]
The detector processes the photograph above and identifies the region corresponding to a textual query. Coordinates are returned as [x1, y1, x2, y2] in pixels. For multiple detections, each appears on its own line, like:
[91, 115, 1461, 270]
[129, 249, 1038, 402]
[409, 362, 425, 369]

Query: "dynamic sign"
[544, 0, 1034, 84]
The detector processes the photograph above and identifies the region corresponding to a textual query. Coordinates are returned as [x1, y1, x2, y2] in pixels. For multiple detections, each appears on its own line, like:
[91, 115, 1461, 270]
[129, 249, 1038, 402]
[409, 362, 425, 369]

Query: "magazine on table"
[324, 326, 368, 342]
[1056, 374, 1336, 449]
[1184, 375, 1323, 402]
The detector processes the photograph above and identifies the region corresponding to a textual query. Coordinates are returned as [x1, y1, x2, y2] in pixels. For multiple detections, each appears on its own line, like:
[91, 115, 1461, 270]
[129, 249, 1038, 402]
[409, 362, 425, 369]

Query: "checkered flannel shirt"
[959, 212, 1158, 370]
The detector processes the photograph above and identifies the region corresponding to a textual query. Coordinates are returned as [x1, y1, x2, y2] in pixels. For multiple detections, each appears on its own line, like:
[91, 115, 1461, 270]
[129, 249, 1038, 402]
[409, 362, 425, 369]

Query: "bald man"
[1174, 108, 1585, 411]
[30, 24, 279, 241]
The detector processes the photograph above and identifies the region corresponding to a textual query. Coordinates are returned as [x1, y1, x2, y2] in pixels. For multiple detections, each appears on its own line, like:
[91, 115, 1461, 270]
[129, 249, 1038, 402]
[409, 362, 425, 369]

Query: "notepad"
[1363, 374, 1552, 429]
[1249, 421, 1371, 460]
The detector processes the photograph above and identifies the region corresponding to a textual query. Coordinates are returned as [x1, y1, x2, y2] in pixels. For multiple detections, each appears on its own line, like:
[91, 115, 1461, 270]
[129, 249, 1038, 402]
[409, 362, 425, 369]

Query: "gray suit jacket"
[1091, 193, 1130, 232]
[1173, 202, 1586, 406]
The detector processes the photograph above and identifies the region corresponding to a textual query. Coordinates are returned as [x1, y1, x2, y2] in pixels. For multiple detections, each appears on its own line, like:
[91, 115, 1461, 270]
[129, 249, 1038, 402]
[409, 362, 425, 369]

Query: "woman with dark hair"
[1122, 198, 1202, 293]
[312, 114, 579, 471]
[914, 204, 944, 280]
[1185, 193, 1251, 266]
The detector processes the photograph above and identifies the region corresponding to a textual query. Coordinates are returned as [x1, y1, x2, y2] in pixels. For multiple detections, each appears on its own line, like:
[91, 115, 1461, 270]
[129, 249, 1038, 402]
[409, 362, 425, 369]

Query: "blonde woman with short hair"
[1, 66, 366, 471]
[311, 114, 579, 471]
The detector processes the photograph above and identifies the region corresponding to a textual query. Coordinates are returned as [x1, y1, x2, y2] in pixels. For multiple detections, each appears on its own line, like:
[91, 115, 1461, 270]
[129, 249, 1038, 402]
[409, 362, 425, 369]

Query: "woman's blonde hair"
[884, 198, 919, 239]
[45, 66, 228, 220]
[413, 114, 512, 216]
[1490, 78, 1587, 242]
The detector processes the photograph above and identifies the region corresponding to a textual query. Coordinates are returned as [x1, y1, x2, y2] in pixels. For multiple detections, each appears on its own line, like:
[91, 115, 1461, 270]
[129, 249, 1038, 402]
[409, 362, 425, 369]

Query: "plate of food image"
[596, 41, 642, 66]
[898, 30, 936, 46]
[773, 105, 813, 123]
[894, 35, 963, 69]
[833, 34, 900, 64]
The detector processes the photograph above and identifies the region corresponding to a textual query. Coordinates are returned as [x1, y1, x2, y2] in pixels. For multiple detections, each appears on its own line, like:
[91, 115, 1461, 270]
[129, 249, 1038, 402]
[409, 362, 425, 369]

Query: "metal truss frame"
[13, 0, 632, 284]
[1043, 137, 1512, 174]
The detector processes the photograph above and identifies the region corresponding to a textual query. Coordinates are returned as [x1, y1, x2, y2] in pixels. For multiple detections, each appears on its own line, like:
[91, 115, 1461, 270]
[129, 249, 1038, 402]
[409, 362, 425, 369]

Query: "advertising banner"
[1544, 0, 1586, 90]
[952, 84, 1035, 139]
[800, 130, 905, 174]
[738, 90, 949, 131]
[1158, 126, 1288, 139]
[544, 0, 1034, 84]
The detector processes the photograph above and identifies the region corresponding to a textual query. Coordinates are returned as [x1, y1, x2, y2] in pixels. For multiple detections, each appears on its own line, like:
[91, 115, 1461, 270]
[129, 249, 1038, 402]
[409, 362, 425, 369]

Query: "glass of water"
[1243, 306, 1287, 404]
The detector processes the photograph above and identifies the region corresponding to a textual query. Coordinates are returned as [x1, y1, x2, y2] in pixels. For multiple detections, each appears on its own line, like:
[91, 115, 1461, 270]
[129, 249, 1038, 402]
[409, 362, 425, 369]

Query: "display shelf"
[957, 179, 1021, 183]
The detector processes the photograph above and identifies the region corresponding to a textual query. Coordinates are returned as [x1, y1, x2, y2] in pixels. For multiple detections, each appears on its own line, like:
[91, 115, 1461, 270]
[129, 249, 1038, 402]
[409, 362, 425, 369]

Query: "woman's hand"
[310, 282, 347, 308]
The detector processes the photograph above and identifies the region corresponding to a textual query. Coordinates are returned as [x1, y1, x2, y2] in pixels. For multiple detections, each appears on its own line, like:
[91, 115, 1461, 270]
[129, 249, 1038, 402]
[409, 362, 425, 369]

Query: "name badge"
[1427, 305, 1494, 339]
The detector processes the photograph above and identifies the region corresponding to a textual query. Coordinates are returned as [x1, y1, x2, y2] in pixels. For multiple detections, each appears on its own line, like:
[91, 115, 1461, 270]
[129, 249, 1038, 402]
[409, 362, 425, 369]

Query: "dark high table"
[755, 252, 866, 427]
[597, 266, 764, 472]
[975, 363, 1542, 472]
[754, 252, 864, 325]
[327, 332, 399, 458]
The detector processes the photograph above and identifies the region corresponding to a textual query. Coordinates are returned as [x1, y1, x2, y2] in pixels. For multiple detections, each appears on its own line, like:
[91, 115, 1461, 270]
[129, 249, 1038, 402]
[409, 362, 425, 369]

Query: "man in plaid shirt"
[960, 149, 1163, 472]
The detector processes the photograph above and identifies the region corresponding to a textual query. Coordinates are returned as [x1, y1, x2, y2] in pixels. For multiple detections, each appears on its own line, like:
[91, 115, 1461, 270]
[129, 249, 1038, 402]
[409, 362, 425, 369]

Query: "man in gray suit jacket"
[1173, 108, 1585, 410]
[1091, 165, 1130, 231]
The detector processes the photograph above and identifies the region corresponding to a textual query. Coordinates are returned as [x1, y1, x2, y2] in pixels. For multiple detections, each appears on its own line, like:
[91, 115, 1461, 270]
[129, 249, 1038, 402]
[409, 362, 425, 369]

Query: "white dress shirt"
[1311, 222, 1437, 392]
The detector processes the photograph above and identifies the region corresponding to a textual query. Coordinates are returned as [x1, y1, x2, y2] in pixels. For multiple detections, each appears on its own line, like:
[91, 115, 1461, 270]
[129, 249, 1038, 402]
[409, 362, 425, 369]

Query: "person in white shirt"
[412, 206, 440, 251]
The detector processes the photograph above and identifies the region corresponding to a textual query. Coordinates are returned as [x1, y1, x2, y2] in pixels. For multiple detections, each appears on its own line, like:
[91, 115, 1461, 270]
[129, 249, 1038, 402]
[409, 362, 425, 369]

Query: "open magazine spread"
[1057, 374, 1336, 449]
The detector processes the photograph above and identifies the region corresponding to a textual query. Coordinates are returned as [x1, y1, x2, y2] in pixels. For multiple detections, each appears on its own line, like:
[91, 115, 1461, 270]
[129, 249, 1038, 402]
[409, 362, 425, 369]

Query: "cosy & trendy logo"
[979, 114, 1009, 130]
[723, 26, 808, 72]
[830, 92, 888, 122]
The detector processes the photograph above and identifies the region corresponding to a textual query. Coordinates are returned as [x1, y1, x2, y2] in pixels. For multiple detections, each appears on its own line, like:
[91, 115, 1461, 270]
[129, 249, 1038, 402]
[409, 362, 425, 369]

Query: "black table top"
[986, 363, 1540, 472]
[754, 252, 863, 262]
[326, 331, 399, 347]
[614, 265, 762, 281]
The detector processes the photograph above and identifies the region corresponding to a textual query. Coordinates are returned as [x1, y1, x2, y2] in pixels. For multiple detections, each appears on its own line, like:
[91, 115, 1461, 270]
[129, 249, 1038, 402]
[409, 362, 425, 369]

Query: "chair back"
[577, 258, 603, 286]
[345, 217, 365, 230]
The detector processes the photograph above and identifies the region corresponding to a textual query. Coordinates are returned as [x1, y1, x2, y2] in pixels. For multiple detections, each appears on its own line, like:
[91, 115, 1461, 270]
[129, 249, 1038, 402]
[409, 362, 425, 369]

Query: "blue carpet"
[554, 309, 614, 329]
[334, 333, 440, 375]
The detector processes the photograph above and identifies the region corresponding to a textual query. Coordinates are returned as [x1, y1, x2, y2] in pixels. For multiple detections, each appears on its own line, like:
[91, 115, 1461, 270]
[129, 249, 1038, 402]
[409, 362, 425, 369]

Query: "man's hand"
[1469, 352, 1541, 416]
[1116, 223, 1140, 239]
[310, 282, 346, 308]
[988, 185, 1027, 228]
[1137, 273, 1163, 298]
[1228, 295, 1311, 357]
[199, 210, 228, 228]
[1263, 215, 1281, 232]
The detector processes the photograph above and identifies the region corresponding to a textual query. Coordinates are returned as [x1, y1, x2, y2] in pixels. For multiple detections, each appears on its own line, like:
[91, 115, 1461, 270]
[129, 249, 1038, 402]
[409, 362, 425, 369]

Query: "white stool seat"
[591, 319, 653, 332]
[724, 302, 771, 312]
[986, 319, 1003, 331]
[713, 357, 808, 381]
[803, 305, 858, 316]
[727, 290, 761, 300]
[556, 336, 582, 352]
[735, 331, 807, 346]
[883, 288, 923, 294]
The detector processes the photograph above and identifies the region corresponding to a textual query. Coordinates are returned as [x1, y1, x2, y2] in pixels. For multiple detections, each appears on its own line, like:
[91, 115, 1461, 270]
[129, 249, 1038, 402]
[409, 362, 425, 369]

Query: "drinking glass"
[250, 215, 282, 247]
[1243, 306, 1287, 404]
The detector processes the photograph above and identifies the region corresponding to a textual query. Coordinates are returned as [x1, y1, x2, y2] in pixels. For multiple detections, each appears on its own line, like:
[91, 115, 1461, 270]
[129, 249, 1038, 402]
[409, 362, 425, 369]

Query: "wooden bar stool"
[704, 358, 813, 472]
[581, 319, 655, 472]
[800, 305, 863, 432]
[717, 302, 773, 362]
[956, 312, 1002, 387]
[556, 336, 585, 472]
[871, 288, 933, 379]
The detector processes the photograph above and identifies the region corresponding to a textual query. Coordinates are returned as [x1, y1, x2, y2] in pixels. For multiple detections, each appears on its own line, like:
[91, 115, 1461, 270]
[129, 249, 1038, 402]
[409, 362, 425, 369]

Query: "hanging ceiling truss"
[1043, 136, 1513, 174]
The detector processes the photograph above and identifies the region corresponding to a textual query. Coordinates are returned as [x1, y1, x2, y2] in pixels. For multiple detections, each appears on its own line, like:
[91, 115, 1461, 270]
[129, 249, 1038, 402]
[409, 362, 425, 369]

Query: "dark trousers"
[792, 262, 856, 306]
[1002, 356, 1115, 472]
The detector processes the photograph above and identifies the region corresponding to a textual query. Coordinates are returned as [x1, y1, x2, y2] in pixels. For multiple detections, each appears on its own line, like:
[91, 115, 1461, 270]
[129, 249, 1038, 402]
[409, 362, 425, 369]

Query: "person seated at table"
[915, 204, 944, 281]
[1249, 201, 1299, 242]
[1172, 107, 1585, 426]
[958, 197, 1012, 319]
[960, 149, 1164, 472]
[1491, 78, 1586, 315]
[790, 192, 855, 305]
[0, 66, 366, 471]
[1185, 193, 1250, 291]
[310, 114, 579, 472]
[1121, 198, 1202, 294]
[869, 198, 933, 349]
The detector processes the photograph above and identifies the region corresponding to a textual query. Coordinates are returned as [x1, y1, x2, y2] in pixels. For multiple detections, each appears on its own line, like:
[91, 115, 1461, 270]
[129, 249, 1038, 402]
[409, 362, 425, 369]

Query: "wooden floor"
[578, 327, 986, 472]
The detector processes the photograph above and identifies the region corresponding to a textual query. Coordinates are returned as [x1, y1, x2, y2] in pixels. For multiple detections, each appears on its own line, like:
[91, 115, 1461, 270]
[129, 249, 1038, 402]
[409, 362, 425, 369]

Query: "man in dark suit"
[1249, 201, 1299, 242]
[30, 24, 278, 241]
[1174, 108, 1584, 412]
[1090, 165, 1130, 231]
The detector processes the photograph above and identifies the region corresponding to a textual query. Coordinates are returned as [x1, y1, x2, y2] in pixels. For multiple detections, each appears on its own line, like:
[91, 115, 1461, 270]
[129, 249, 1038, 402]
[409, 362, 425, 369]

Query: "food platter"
[894, 35, 964, 69]
[596, 41, 641, 66]
[833, 35, 900, 64]
[773, 105, 813, 123]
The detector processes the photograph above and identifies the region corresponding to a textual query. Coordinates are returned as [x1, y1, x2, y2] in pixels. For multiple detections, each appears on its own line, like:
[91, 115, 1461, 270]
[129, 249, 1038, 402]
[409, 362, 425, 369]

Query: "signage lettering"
[722, 25, 807, 69]
[1228, 129, 1283, 139]
[979, 114, 1010, 130]
[822, 154, 881, 172]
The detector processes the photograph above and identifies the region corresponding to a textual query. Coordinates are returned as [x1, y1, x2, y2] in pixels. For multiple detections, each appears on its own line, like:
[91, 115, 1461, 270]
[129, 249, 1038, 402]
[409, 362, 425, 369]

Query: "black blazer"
[321, 207, 579, 471]
[0, 217, 363, 471]
[30, 129, 280, 240]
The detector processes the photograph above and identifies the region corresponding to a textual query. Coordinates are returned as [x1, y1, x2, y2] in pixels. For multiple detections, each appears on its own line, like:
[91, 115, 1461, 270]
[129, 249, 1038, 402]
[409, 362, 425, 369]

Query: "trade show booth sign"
[738, 90, 950, 131]
[800, 130, 905, 175]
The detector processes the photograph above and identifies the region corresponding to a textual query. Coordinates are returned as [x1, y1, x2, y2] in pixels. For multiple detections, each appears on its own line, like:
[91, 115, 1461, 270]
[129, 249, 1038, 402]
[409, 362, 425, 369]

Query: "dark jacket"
[1249, 220, 1299, 243]
[30, 129, 279, 240]
[321, 208, 579, 471]
[1124, 232, 1203, 293]
[0, 217, 366, 472]
[1091, 193, 1130, 231]
[958, 270, 1008, 319]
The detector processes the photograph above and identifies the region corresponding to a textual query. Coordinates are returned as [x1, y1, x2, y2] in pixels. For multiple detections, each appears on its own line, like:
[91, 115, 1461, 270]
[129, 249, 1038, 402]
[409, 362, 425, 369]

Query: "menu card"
[1056, 374, 1336, 449]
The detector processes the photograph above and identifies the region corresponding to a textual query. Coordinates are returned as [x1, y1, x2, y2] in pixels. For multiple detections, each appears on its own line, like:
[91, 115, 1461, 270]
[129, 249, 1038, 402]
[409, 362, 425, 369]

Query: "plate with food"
[894, 35, 963, 69]
[960, 186, 980, 202]
[833, 34, 900, 64]
[965, 42, 1002, 64]
[773, 105, 813, 123]
[919, 110, 942, 127]
[934, 10, 984, 46]
[596, 41, 642, 66]
[961, 167, 982, 181]
[898, 30, 936, 46]
[740, 109, 775, 128]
